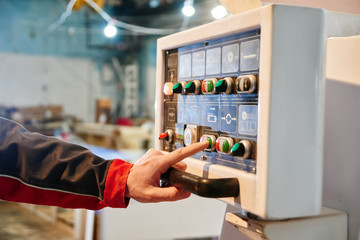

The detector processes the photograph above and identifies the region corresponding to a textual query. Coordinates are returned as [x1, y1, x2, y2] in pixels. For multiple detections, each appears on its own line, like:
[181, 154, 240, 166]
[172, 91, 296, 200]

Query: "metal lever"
[160, 167, 240, 198]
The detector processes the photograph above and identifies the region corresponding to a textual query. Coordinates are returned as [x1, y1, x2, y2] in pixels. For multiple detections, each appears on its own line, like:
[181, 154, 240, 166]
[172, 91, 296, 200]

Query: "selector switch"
[159, 129, 175, 144]
[231, 140, 252, 158]
[184, 127, 197, 146]
[236, 75, 257, 93]
[215, 77, 234, 94]
[172, 82, 187, 95]
[216, 137, 234, 154]
[201, 78, 218, 94]
[184, 80, 202, 95]
[200, 135, 217, 151]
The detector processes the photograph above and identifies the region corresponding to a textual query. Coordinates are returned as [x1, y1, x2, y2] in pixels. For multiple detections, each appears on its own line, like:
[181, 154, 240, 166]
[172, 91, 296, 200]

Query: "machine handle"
[160, 167, 239, 198]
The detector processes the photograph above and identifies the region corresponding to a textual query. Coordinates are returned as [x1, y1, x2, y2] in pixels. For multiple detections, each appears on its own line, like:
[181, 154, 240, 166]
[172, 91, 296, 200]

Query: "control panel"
[155, 4, 334, 219]
[160, 29, 260, 174]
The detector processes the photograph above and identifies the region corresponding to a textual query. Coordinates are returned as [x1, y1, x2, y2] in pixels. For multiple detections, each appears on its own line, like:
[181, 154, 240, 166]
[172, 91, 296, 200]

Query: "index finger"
[160, 141, 209, 169]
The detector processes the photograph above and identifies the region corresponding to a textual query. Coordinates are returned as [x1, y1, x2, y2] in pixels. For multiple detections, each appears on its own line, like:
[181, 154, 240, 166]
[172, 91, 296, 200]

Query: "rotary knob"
[236, 75, 257, 93]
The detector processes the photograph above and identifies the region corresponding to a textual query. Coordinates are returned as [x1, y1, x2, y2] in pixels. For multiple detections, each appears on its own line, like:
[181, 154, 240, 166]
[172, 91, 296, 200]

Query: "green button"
[231, 142, 245, 156]
[172, 83, 182, 93]
[207, 80, 214, 92]
[215, 80, 224, 88]
[215, 79, 227, 93]
[206, 137, 212, 149]
[184, 82, 195, 93]
[222, 140, 229, 153]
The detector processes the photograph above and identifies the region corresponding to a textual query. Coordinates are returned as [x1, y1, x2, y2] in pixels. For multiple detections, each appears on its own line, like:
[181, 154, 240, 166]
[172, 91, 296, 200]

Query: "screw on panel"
[252, 168, 256, 174]
[200, 155, 207, 160]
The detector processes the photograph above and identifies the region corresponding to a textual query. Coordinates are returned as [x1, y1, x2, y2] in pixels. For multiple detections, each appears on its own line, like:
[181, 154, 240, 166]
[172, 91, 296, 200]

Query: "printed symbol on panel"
[242, 111, 247, 120]
[222, 113, 237, 125]
[168, 108, 176, 121]
[228, 51, 234, 63]
[207, 113, 217, 123]
[190, 105, 200, 123]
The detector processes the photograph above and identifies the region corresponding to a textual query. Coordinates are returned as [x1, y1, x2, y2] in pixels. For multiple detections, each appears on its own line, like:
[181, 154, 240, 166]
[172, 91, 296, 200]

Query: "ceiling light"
[211, 5, 227, 19]
[182, 0, 195, 17]
[104, 23, 117, 38]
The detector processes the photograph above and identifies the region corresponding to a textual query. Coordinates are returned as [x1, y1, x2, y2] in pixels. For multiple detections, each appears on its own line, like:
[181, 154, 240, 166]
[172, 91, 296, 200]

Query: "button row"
[158, 129, 252, 158]
[200, 135, 252, 158]
[163, 75, 257, 96]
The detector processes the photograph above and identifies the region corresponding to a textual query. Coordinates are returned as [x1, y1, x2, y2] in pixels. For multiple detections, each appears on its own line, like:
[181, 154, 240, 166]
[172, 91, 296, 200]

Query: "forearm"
[0, 117, 133, 209]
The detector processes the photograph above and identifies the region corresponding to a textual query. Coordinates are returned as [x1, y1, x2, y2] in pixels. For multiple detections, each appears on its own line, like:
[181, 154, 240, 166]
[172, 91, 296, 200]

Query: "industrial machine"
[155, 3, 360, 238]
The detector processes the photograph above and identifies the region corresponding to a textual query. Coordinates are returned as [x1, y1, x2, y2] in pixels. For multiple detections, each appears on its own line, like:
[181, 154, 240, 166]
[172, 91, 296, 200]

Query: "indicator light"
[163, 82, 174, 96]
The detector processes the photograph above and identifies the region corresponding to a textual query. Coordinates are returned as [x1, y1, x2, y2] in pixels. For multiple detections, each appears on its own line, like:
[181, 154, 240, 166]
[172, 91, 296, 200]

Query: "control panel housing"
[155, 4, 360, 219]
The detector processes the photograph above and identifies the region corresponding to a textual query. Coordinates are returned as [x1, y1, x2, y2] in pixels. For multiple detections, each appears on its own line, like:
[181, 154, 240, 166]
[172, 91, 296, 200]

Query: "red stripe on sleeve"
[0, 176, 106, 210]
[103, 159, 133, 208]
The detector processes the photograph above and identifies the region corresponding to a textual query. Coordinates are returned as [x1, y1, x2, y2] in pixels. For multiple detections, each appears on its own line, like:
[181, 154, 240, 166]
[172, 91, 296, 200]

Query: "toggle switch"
[172, 82, 187, 95]
[200, 135, 217, 151]
[216, 137, 234, 154]
[215, 77, 234, 94]
[231, 140, 252, 158]
[201, 78, 218, 94]
[159, 129, 175, 143]
[236, 75, 257, 93]
[184, 80, 202, 95]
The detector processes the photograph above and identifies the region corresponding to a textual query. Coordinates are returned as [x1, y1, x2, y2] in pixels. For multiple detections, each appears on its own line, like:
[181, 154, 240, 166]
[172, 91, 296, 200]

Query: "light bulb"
[104, 23, 117, 38]
[182, 5, 195, 17]
[211, 5, 227, 19]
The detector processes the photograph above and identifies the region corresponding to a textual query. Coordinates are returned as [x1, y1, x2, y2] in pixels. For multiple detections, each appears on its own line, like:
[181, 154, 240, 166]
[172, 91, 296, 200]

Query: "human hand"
[125, 141, 209, 203]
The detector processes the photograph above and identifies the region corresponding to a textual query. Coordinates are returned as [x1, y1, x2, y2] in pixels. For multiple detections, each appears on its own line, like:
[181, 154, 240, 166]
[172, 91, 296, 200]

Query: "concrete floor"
[0, 201, 75, 240]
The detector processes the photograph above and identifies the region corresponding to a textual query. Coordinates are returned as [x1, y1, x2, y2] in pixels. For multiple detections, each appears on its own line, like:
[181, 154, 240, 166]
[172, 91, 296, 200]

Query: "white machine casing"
[155, 4, 360, 219]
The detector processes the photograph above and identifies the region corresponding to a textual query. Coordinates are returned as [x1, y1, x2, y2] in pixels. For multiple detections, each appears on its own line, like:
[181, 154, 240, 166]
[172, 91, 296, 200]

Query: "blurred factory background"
[0, 0, 229, 239]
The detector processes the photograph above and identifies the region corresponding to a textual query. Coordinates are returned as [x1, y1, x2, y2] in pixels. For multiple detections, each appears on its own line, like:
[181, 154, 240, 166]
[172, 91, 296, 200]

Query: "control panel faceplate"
[161, 30, 260, 174]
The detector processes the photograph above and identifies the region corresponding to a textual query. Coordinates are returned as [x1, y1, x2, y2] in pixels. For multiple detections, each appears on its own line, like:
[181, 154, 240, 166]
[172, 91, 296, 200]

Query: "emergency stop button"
[216, 137, 234, 154]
